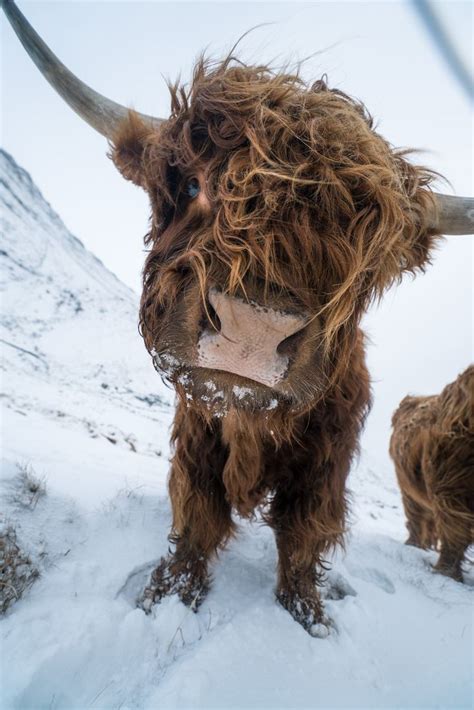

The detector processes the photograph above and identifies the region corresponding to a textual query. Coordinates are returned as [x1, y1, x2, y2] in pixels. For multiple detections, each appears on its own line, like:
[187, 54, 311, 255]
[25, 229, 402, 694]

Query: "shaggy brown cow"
[390, 366, 474, 582]
[3, 0, 473, 635]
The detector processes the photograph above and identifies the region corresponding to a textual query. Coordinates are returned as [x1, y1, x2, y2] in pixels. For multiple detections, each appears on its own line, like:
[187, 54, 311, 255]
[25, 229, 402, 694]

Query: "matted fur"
[110, 58, 443, 632]
[390, 366, 474, 581]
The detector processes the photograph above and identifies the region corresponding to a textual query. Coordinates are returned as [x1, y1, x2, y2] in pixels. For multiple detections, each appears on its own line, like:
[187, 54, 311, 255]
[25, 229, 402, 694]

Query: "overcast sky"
[1, 0, 472, 466]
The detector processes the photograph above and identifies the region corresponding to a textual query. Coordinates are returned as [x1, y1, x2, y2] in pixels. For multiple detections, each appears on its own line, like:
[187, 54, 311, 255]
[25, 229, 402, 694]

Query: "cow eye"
[185, 177, 200, 199]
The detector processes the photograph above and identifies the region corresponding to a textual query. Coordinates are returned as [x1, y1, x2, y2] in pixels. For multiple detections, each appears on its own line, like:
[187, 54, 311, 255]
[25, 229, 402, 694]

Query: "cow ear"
[109, 112, 151, 188]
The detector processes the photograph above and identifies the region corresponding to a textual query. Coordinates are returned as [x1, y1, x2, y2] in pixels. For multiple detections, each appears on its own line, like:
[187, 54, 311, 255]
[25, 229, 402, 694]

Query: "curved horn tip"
[432, 193, 474, 236]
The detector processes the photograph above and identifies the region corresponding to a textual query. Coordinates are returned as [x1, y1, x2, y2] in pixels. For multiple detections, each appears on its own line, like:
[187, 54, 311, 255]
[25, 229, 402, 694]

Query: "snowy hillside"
[1, 148, 173, 498]
[1, 151, 472, 709]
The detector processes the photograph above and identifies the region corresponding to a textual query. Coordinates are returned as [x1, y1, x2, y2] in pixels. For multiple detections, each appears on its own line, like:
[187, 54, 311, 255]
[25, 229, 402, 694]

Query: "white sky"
[1, 0, 473, 465]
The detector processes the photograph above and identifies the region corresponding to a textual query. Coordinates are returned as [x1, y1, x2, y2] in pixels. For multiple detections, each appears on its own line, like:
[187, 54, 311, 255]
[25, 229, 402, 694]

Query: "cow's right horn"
[430, 194, 474, 235]
[1, 0, 162, 139]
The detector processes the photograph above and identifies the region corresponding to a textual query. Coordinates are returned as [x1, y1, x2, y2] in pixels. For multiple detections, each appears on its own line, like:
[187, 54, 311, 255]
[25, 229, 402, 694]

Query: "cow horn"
[1, 0, 162, 138]
[430, 194, 474, 235]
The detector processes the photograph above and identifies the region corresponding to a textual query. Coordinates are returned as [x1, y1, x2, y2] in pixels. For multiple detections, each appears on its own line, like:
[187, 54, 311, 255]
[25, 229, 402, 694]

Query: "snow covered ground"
[1, 150, 472, 709]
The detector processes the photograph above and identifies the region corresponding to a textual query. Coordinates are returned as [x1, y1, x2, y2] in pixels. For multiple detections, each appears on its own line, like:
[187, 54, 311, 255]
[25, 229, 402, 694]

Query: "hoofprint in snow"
[1, 149, 472, 709]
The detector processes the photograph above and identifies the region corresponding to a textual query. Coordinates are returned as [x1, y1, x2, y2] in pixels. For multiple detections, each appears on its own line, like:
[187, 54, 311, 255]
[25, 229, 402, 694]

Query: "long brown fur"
[390, 366, 474, 581]
[110, 57, 442, 632]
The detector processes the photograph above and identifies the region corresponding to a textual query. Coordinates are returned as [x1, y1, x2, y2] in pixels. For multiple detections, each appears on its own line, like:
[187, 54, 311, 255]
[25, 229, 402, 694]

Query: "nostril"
[277, 328, 306, 358]
[202, 300, 222, 333]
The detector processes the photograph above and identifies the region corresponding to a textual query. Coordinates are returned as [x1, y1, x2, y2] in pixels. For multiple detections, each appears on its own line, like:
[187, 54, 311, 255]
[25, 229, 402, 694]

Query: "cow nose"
[196, 288, 307, 387]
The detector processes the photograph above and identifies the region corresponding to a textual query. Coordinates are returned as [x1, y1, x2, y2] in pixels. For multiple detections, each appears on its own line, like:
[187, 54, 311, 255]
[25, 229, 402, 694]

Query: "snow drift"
[0, 149, 472, 709]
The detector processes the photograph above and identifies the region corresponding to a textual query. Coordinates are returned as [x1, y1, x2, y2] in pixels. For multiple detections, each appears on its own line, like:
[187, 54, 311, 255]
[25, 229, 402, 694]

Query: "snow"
[1, 149, 472, 709]
[232, 385, 254, 400]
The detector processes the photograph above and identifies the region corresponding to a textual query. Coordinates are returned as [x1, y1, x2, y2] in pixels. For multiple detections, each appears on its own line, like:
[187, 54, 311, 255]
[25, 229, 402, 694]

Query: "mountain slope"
[0, 151, 472, 710]
[1, 148, 173, 486]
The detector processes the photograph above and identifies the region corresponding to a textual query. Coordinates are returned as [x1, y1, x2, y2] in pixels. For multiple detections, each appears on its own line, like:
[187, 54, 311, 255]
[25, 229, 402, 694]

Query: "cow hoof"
[432, 562, 463, 583]
[138, 556, 210, 613]
[277, 589, 331, 637]
[405, 536, 423, 549]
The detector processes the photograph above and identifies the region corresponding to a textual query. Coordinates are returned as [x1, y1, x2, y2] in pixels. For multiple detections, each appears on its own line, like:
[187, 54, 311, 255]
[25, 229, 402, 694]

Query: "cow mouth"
[189, 366, 289, 409]
[151, 347, 291, 411]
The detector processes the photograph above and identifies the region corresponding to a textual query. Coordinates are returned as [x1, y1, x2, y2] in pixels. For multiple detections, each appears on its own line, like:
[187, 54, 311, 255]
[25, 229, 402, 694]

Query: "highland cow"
[390, 366, 474, 582]
[3, 0, 473, 634]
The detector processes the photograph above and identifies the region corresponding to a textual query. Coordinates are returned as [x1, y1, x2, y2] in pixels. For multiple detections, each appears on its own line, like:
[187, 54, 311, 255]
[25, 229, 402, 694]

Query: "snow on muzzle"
[196, 288, 308, 388]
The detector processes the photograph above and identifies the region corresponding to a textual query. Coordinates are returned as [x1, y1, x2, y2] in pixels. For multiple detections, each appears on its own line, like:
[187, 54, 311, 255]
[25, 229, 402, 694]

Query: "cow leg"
[273, 524, 331, 637]
[427, 455, 472, 582]
[432, 500, 471, 582]
[140, 409, 234, 612]
[268, 452, 350, 637]
[265, 364, 369, 636]
[434, 538, 468, 582]
[401, 492, 435, 548]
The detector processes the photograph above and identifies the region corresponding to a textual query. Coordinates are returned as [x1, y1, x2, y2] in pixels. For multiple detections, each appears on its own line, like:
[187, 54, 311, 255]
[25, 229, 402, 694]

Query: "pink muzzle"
[196, 288, 307, 387]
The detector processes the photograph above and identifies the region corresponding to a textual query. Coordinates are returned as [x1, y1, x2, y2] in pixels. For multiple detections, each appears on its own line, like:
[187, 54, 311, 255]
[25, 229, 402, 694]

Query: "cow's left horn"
[430, 194, 474, 235]
[1, 0, 162, 138]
